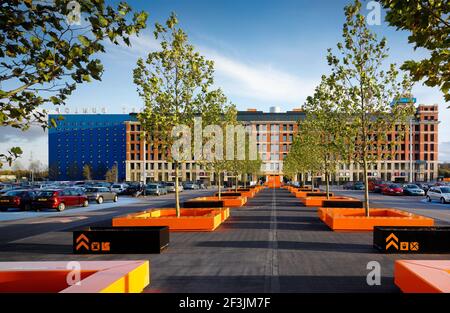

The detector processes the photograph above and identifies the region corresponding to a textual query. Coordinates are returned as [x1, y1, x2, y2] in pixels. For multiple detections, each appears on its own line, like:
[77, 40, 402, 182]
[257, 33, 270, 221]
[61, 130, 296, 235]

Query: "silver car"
[165, 182, 183, 193]
[85, 187, 118, 204]
[427, 186, 450, 204]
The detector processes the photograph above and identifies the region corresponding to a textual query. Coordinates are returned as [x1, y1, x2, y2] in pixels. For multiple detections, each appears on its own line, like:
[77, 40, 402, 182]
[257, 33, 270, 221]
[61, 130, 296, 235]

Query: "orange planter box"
[300, 196, 359, 207]
[0, 261, 149, 293]
[192, 196, 247, 207]
[320, 208, 434, 231]
[295, 191, 333, 198]
[112, 208, 228, 232]
[395, 260, 450, 293]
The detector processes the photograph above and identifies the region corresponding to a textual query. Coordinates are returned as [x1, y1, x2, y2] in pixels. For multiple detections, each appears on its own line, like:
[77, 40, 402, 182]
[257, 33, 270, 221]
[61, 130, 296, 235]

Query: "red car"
[32, 189, 88, 212]
[368, 180, 390, 193]
[0, 190, 36, 211]
[381, 184, 404, 196]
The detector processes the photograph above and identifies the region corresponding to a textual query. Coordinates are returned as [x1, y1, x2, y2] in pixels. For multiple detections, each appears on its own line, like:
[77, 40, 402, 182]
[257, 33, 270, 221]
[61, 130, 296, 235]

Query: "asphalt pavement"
[0, 187, 449, 292]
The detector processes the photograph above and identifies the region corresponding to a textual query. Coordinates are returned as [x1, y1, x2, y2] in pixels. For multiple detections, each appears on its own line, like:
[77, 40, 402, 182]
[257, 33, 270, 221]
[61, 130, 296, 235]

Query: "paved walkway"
[1, 188, 449, 292]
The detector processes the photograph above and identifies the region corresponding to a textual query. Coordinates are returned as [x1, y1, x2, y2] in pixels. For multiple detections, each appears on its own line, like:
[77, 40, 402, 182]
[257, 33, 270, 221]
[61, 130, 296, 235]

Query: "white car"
[427, 186, 450, 204]
[165, 182, 183, 193]
[110, 183, 128, 194]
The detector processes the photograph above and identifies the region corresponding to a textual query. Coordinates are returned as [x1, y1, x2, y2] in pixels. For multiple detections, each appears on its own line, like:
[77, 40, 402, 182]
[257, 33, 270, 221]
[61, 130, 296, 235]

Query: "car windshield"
[406, 185, 419, 189]
[390, 184, 400, 188]
[37, 191, 55, 197]
[166, 183, 174, 186]
[112, 185, 121, 188]
[4, 190, 24, 196]
[441, 187, 450, 193]
[147, 185, 157, 189]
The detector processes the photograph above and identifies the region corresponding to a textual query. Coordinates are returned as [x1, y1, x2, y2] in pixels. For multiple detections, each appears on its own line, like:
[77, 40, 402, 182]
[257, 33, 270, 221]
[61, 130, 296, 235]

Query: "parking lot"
[0, 187, 448, 293]
[334, 187, 450, 224]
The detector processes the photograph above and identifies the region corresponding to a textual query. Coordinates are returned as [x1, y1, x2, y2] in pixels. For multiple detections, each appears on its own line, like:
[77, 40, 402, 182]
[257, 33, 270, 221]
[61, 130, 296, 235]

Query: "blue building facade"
[48, 114, 132, 181]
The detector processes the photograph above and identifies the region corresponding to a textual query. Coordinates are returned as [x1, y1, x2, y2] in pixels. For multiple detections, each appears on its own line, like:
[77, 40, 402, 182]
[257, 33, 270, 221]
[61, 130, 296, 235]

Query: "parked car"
[32, 189, 89, 211]
[352, 182, 365, 190]
[183, 182, 199, 190]
[145, 183, 167, 196]
[402, 184, 425, 196]
[110, 183, 128, 194]
[427, 186, 450, 204]
[369, 180, 390, 193]
[343, 182, 354, 190]
[121, 184, 144, 197]
[93, 182, 112, 189]
[0, 184, 14, 195]
[165, 182, 183, 193]
[0, 190, 36, 211]
[415, 182, 431, 194]
[381, 184, 404, 196]
[85, 187, 118, 204]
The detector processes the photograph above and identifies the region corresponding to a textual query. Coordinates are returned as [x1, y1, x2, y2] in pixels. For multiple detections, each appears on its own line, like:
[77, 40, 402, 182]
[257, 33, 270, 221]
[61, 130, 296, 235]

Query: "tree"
[133, 13, 224, 216]
[284, 126, 321, 187]
[105, 164, 117, 183]
[327, 0, 415, 215]
[302, 75, 348, 199]
[379, 0, 450, 102]
[0, 0, 148, 167]
[82, 164, 92, 180]
[200, 102, 237, 199]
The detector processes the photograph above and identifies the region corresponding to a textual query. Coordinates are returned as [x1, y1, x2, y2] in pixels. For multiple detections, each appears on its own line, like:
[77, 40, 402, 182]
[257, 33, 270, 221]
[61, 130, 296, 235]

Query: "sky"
[1, 0, 449, 169]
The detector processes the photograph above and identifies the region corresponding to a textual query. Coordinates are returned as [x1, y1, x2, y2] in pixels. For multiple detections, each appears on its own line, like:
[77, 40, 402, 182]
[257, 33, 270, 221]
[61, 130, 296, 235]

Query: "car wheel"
[23, 203, 31, 211]
[427, 196, 431, 202]
[441, 198, 447, 204]
[57, 203, 65, 212]
[97, 196, 104, 204]
[113, 195, 118, 202]
[82, 200, 89, 207]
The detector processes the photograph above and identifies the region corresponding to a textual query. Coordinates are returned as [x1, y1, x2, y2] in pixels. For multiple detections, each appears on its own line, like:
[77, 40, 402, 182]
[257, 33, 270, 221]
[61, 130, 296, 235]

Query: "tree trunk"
[362, 159, 370, 217]
[175, 162, 180, 217]
[325, 171, 330, 200]
[302, 172, 306, 187]
[218, 172, 222, 200]
[235, 175, 238, 192]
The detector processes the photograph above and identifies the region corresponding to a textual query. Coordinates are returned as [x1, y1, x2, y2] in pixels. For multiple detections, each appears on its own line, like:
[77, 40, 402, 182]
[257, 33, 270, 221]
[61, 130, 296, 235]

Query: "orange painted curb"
[112, 208, 228, 232]
[320, 208, 434, 231]
[0, 261, 149, 293]
[395, 260, 450, 293]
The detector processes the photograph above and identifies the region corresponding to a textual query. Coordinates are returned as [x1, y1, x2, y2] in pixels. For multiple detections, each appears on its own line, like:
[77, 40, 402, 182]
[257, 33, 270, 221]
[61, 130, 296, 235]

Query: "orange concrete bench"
[395, 260, 450, 293]
[319, 208, 434, 231]
[113, 208, 228, 232]
[0, 261, 149, 293]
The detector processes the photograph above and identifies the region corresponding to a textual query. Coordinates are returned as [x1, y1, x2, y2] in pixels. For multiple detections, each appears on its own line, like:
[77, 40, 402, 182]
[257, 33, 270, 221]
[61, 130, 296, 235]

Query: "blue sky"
[1, 0, 449, 168]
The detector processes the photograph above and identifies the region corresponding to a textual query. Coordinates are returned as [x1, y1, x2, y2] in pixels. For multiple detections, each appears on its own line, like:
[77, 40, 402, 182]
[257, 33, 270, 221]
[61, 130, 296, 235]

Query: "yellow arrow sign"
[385, 233, 398, 242]
[76, 234, 89, 243]
[386, 241, 399, 250]
[76, 241, 89, 251]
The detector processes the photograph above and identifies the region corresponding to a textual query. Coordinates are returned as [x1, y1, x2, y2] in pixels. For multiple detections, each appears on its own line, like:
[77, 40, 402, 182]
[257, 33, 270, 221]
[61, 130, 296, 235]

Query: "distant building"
[48, 104, 439, 183]
[48, 114, 129, 181]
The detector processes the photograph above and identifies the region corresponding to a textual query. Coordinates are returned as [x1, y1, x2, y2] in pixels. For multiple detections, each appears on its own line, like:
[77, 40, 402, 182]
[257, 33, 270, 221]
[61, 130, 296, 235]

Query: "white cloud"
[202, 48, 316, 106]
